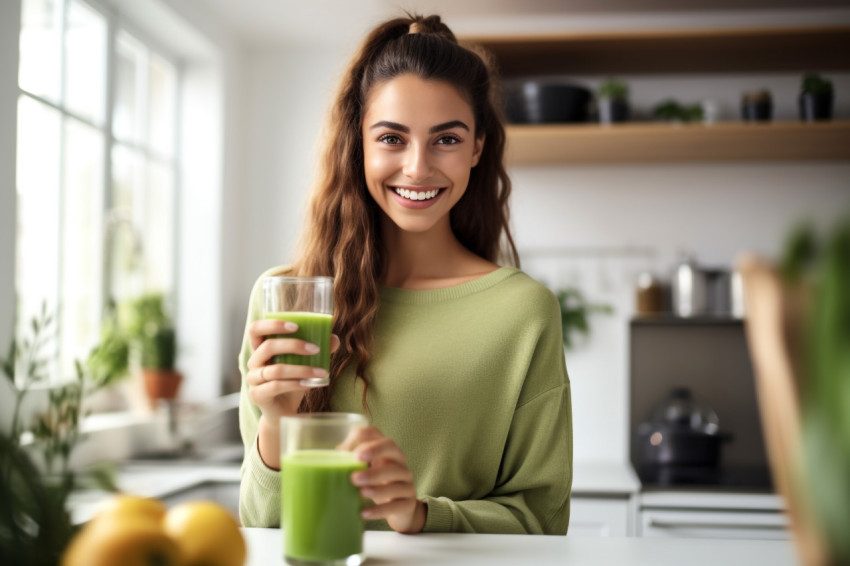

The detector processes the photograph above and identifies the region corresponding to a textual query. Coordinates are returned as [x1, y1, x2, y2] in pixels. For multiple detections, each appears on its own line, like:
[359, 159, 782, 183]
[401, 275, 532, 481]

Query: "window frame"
[16, 0, 183, 385]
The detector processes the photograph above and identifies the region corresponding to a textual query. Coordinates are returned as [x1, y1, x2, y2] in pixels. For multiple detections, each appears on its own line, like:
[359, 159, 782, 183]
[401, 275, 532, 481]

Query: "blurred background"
[0, 0, 848, 537]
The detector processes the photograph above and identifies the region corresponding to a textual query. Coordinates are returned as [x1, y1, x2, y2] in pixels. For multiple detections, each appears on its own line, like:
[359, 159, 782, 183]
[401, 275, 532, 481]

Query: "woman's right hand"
[244, 319, 339, 468]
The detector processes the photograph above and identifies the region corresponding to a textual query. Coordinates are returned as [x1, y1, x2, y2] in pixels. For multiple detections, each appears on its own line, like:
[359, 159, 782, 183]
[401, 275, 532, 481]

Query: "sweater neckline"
[379, 266, 520, 305]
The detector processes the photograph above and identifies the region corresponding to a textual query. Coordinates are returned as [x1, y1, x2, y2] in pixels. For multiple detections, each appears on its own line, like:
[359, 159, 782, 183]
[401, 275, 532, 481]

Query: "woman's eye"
[436, 135, 461, 145]
[378, 134, 403, 145]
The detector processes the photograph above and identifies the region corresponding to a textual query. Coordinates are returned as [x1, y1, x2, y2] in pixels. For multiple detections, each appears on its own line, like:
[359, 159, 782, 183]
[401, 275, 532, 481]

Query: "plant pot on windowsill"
[140, 326, 182, 409]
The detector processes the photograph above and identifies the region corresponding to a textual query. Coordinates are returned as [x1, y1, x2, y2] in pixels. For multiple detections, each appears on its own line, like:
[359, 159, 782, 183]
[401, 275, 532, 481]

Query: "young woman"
[238, 14, 572, 535]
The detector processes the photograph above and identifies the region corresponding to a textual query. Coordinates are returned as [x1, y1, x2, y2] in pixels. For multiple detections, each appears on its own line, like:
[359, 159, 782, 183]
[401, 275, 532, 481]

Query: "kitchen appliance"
[505, 81, 591, 124]
[671, 258, 745, 318]
[637, 387, 732, 468]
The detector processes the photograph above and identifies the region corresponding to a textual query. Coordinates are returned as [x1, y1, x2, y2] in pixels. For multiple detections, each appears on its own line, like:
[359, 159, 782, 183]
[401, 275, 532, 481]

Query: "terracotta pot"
[142, 368, 182, 409]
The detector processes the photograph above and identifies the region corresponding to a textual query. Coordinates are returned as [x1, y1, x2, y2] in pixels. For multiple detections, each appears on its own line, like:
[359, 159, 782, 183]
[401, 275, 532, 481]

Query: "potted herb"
[651, 99, 703, 123]
[741, 89, 772, 122]
[799, 73, 833, 122]
[126, 293, 182, 409]
[596, 78, 630, 124]
[738, 215, 850, 566]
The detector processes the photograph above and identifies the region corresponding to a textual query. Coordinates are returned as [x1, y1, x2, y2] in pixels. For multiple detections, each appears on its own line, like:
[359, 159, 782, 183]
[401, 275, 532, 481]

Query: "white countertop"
[572, 460, 641, 496]
[243, 528, 798, 566]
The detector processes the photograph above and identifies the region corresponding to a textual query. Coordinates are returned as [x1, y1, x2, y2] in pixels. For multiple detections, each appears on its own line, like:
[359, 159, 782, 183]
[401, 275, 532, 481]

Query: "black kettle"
[637, 387, 733, 468]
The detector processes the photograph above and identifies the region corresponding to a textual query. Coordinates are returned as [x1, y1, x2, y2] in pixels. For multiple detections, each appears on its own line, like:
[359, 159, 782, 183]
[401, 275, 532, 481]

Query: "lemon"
[163, 501, 246, 566]
[62, 516, 182, 566]
[94, 494, 168, 523]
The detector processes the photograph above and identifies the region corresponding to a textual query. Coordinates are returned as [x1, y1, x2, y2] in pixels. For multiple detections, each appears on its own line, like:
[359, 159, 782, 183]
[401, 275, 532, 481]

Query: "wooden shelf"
[505, 120, 850, 165]
[631, 315, 744, 327]
[464, 25, 850, 76]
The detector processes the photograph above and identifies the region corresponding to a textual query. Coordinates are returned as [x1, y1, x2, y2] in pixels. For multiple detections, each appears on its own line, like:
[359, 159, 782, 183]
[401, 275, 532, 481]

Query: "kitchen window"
[16, 0, 180, 385]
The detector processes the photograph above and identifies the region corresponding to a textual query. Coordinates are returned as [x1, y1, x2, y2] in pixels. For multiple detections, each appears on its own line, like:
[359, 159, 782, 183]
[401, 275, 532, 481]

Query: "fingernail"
[284, 322, 298, 332]
[312, 367, 329, 377]
[352, 473, 367, 486]
[360, 487, 374, 497]
[361, 509, 374, 519]
[304, 343, 320, 354]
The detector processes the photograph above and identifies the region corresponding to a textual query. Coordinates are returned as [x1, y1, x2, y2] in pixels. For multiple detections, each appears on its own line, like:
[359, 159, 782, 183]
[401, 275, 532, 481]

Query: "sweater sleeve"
[238, 266, 288, 527]
[422, 297, 573, 535]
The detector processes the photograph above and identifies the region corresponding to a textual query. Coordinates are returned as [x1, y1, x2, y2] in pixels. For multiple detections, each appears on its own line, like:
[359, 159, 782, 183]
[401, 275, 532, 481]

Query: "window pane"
[65, 0, 107, 124]
[16, 96, 61, 380]
[61, 117, 104, 376]
[19, 0, 62, 103]
[110, 145, 145, 302]
[113, 32, 145, 145]
[145, 160, 175, 293]
[149, 55, 176, 158]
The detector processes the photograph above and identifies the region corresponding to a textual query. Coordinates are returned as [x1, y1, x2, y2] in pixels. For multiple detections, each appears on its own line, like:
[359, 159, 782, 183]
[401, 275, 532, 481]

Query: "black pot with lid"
[637, 387, 733, 468]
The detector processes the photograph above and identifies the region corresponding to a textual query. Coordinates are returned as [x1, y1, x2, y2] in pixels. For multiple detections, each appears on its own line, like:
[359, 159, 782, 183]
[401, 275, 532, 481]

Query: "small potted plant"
[596, 78, 630, 124]
[126, 293, 182, 409]
[651, 99, 703, 123]
[741, 89, 772, 122]
[799, 73, 833, 122]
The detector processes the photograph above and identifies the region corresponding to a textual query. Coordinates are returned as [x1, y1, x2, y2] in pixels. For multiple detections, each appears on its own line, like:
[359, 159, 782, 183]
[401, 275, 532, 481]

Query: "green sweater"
[238, 266, 573, 534]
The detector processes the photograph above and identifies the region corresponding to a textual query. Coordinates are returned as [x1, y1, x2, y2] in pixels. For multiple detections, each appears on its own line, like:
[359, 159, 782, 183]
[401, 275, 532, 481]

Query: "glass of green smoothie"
[263, 276, 333, 387]
[280, 413, 368, 566]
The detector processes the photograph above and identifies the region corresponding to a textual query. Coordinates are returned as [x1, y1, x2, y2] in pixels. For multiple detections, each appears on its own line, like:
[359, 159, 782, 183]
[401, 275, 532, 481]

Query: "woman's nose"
[402, 143, 433, 181]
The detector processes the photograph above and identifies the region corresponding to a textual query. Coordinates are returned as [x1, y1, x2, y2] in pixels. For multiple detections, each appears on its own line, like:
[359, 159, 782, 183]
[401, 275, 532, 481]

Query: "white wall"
[233, 9, 850, 464]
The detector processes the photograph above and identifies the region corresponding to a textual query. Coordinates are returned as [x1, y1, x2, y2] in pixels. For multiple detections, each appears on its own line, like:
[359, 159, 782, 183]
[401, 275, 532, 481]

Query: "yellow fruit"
[62, 516, 182, 566]
[94, 494, 168, 524]
[163, 501, 246, 566]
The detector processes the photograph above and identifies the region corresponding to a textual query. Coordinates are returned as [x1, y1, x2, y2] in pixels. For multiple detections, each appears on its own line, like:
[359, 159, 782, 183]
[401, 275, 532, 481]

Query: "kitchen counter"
[573, 460, 641, 495]
[242, 528, 797, 566]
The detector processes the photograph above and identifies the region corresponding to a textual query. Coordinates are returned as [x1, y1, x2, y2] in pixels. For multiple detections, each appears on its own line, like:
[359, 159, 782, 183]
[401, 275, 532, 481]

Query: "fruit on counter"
[163, 501, 247, 566]
[61, 495, 245, 566]
[94, 493, 168, 523]
[61, 515, 182, 566]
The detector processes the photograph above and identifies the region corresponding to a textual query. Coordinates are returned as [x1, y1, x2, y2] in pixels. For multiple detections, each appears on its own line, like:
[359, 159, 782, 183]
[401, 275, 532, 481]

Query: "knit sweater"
[238, 266, 573, 534]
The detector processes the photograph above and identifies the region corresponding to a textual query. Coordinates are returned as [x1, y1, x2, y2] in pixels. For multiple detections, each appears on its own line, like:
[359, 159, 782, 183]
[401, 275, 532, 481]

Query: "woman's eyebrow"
[368, 120, 470, 134]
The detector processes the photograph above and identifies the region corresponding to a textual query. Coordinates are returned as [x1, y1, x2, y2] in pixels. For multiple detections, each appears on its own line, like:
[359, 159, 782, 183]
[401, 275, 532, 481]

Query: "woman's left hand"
[340, 426, 426, 534]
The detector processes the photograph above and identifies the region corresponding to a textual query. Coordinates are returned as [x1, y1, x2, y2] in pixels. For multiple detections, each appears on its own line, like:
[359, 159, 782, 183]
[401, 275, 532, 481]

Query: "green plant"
[800, 73, 833, 96]
[555, 288, 614, 350]
[597, 78, 629, 101]
[1, 308, 117, 565]
[126, 293, 177, 370]
[781, 214, 850, 565]
[85, 300, 130, 390]
[652, 99, 703, 122]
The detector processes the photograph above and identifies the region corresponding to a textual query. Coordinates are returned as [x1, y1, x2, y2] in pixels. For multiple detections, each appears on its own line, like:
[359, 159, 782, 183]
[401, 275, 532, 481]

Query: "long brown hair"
[290, 13, 519, 412]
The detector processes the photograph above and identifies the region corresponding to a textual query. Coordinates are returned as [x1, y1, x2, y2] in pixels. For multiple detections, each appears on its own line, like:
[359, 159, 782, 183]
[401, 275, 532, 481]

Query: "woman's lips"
[388, 186, 445, 209]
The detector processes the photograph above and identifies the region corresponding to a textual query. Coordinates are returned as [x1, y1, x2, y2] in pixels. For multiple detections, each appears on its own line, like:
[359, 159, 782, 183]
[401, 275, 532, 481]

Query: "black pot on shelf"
[741, 90, 772, 122]
[505, 81, 591, 124]
[799, 92, 834, 121]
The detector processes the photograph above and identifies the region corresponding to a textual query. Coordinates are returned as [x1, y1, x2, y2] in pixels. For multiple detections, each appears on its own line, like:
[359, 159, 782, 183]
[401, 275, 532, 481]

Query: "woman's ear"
[471, 135, 485, 167]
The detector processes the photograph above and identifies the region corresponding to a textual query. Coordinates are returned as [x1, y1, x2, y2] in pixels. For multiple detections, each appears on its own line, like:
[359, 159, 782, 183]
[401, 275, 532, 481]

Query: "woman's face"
[361, 74, 484, 236]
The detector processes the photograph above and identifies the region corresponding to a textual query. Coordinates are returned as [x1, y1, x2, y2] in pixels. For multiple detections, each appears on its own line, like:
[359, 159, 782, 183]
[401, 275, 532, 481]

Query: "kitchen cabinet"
[571, 496, 634, 537]
[461, 25, 850, 165]
[638, 491, 789, 540]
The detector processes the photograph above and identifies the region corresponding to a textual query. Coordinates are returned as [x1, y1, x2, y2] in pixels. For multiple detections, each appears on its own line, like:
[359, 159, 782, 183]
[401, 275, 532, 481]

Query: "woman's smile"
[390, 186, 446, 208]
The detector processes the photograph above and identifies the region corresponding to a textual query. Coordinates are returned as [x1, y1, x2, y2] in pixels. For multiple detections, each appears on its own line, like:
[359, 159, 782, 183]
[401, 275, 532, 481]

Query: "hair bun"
[407, 14, 456, 43]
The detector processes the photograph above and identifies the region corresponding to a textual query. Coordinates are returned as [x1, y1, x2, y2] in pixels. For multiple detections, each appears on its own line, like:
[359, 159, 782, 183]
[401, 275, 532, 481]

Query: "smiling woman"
[238, 13, 572, 539]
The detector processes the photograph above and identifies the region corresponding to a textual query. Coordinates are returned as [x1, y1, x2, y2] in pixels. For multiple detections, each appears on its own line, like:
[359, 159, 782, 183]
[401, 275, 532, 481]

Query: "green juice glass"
[263, 276, 333, 387]
[280, 413, 368, 566]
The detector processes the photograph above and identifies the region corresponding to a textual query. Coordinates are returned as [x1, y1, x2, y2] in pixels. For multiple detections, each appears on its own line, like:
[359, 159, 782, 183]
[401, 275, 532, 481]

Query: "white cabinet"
[570, 496, 634, 537]
[638, 491, 789, 540]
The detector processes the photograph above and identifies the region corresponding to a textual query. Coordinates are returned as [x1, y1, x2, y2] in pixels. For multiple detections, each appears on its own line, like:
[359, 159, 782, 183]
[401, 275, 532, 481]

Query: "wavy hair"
[289, 13, 519, 412]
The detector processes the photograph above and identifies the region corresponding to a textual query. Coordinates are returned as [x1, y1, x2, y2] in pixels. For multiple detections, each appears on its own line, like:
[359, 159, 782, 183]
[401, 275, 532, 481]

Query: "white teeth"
[394, 188, 440, 201]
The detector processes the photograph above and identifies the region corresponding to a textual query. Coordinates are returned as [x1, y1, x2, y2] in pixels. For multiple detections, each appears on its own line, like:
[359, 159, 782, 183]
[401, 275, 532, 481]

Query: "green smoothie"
[265, 311, 333, 370]
[281, 449, 367, 562]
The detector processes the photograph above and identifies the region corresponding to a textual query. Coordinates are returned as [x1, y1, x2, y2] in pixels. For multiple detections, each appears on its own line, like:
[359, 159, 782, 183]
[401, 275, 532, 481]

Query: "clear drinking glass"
[280, 413, 368, 566]
[263, 276, 333, 387]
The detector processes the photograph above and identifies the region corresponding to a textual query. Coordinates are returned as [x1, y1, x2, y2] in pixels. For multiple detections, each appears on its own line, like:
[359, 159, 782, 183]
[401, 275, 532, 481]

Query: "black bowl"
[506, 81, 592, 124]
